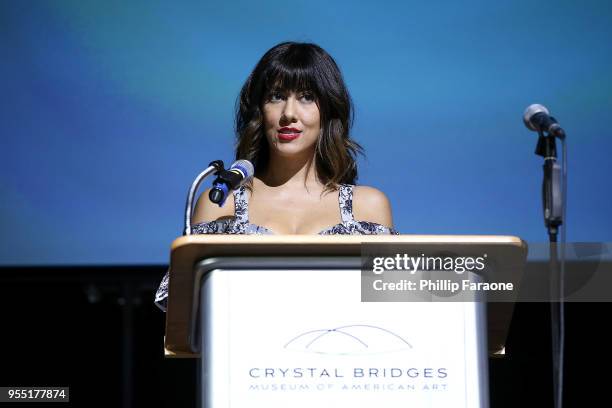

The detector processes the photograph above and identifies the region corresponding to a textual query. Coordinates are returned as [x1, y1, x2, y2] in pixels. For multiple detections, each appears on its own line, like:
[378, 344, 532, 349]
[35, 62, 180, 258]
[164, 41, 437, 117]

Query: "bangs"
[263, 56, 322, 96]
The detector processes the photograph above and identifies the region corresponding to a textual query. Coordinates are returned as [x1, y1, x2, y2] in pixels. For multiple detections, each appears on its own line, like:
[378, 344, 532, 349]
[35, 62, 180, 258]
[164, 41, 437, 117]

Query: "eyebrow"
[268, 87, 314, 94]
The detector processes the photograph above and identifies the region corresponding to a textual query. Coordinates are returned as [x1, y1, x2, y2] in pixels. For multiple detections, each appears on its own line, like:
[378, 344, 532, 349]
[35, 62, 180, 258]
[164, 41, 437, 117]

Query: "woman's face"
[262, 88, 321, 158]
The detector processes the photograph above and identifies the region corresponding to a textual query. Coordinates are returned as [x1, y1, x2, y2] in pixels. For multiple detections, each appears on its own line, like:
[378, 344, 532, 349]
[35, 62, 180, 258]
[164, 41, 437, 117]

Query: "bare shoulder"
[351, 185, 394, 227]
[192, 187, 236, 224]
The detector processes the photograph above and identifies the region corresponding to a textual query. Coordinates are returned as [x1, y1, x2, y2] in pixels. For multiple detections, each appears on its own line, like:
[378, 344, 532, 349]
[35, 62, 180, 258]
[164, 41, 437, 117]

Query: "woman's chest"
[247, 193, 342, 234]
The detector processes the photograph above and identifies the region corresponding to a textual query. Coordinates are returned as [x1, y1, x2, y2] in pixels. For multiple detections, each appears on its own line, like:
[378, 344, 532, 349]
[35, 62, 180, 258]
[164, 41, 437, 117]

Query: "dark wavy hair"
[235, 42, 363, 190]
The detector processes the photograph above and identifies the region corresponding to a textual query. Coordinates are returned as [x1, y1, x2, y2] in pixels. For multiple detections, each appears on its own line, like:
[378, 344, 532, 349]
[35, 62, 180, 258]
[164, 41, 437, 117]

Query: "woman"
[155, 42, 397, 310]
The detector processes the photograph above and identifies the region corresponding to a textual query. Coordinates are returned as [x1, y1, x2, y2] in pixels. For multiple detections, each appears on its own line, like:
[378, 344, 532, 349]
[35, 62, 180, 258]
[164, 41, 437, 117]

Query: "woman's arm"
[352, 186, 394, 227]
[155, 189, 236, 312]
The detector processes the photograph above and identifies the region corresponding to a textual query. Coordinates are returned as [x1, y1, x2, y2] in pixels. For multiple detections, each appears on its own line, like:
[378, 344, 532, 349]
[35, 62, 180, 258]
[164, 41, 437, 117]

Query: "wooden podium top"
[171, 234, 524, 251]
[165, 235, 527, 357]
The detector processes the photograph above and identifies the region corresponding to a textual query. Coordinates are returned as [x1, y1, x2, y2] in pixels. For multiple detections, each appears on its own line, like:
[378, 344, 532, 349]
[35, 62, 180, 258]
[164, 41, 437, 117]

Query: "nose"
[281, 96, 298, 124]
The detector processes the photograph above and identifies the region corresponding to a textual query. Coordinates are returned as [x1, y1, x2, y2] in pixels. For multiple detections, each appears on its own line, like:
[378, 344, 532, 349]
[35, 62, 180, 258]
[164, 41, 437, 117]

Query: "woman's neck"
[258, 150, 321, 189]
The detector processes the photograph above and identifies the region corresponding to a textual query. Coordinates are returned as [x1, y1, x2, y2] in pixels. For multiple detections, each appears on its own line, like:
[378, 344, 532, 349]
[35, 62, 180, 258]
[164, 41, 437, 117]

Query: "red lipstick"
[278, 127, 301, 141]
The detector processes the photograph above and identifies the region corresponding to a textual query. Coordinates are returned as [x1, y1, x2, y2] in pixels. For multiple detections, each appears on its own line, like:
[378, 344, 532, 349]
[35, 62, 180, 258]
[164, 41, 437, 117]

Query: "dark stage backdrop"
[1, 263, 609, 407]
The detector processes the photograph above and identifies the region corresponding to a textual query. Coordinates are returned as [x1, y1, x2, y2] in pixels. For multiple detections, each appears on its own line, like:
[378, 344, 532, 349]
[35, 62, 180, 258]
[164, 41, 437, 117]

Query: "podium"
[164, 235, 527, 408]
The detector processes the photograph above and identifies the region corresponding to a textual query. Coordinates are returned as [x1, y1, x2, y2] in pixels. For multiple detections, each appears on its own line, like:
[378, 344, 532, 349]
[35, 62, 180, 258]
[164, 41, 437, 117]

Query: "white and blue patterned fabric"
[154, 184, 398, 310]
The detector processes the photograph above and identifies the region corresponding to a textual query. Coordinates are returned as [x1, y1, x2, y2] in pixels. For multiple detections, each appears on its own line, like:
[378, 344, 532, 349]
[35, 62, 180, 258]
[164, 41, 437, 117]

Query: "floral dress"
[154, 184, 398, 310]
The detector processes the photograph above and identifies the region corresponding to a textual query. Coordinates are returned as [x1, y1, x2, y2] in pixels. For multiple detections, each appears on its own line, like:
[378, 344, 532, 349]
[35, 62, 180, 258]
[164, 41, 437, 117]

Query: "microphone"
[183, 160, 224, 236]
[209, 160, 254, 205]
[523, 104, 565, 138]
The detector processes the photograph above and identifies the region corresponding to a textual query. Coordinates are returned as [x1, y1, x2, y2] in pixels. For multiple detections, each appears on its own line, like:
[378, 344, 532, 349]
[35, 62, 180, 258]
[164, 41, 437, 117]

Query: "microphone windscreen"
[523, 104, 550, 131]
[230, 159, 255, 180]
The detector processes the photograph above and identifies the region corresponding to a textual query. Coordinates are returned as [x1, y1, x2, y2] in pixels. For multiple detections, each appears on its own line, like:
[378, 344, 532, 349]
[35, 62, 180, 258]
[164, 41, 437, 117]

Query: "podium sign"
[199, 263, 487, 408]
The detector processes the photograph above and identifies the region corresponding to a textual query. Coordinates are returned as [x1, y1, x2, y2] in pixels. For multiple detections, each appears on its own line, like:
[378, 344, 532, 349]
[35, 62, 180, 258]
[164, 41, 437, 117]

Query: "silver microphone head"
[229, 159, 255, 181]
[523, 104, 550, 131]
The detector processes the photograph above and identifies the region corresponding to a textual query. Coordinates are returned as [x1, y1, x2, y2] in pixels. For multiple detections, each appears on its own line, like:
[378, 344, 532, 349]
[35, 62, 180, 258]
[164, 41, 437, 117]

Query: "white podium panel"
[200, 268, 488, 408]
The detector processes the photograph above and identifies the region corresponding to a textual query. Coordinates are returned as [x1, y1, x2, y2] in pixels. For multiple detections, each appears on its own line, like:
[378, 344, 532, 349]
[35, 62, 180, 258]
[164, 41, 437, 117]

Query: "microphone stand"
[534, 127, 566, 408]
[535, 129, 563, 240]
[183, 160, 225, 236]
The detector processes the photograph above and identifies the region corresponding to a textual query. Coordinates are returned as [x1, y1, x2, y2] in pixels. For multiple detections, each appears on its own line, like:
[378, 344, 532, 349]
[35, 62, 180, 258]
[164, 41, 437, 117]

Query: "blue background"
[2, 0, 611, 265]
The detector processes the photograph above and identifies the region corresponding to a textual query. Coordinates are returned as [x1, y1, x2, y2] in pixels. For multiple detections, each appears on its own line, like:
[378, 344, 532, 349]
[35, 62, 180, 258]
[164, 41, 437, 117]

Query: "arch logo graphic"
[284, 324, 412, 355]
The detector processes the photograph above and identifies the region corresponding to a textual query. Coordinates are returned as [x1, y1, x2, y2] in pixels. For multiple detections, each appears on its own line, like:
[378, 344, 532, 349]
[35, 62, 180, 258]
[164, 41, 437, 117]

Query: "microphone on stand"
[209, 160, 255, 206]
[523, 104, 566, 236]
[183, 160, 255, 235]
[523, 104, 565, 139]
[182, 159, 253, 236]
[524, 103, 568, 408]
[183, 160, 223, 236]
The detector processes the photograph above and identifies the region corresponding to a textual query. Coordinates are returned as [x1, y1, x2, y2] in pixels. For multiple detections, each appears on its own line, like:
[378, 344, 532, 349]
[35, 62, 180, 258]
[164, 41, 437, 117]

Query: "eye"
[268, 90, 285, 102]
[300, 92, 315, 103]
